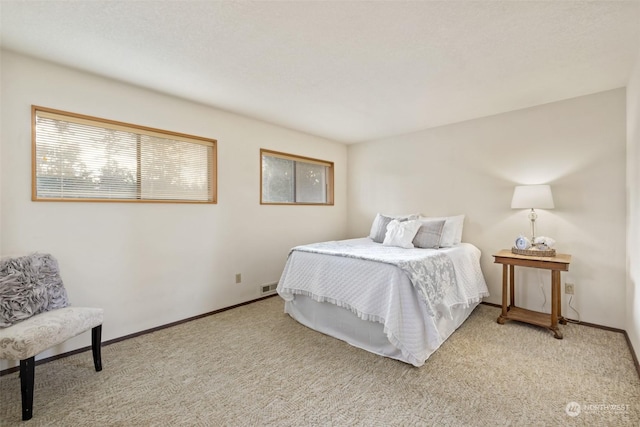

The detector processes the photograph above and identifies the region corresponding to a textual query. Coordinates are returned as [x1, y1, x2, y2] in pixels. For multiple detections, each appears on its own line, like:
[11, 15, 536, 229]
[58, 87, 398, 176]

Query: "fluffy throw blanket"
[0, 253, 69, 328]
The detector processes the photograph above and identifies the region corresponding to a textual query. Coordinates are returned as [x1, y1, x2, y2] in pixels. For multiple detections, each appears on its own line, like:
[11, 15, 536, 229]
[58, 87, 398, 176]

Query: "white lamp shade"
[511, 185, 554, 209]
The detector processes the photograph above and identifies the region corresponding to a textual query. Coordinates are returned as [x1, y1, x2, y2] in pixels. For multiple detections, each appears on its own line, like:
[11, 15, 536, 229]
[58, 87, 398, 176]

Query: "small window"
[32, 106, 217, 203]
[260, 149, 334, 205]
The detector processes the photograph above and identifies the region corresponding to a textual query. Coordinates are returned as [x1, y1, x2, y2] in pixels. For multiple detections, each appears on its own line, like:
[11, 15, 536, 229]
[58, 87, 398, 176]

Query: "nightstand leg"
[550, 271, 563, 339]
[554, 270, 567, 325]
[498, 264, 508, 324]
[509, 265, 515, 308]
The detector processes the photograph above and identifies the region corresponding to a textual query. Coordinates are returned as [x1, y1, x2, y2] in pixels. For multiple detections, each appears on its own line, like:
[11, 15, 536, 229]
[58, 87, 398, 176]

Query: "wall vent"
[260, 282, 278, 296]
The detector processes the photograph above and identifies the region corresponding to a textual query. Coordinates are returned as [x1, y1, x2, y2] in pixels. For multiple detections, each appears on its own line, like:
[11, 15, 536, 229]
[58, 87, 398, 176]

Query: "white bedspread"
[288, 239, 458, 318]
[277, 238, 489, 366]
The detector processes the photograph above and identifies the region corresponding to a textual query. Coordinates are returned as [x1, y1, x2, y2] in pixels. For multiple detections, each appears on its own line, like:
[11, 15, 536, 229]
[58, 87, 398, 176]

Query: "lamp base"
[528, 209, 538, 242]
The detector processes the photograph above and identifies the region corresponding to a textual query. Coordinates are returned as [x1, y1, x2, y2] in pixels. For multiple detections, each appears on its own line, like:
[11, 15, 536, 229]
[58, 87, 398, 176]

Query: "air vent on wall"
[260, 282, 278, 296]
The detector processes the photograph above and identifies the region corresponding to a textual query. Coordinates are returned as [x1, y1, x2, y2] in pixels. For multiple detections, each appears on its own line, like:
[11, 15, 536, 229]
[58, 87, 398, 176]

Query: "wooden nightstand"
[493, 249, 571, 339]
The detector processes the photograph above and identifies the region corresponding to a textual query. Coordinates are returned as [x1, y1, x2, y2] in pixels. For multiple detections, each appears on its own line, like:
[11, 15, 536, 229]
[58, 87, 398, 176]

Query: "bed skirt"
[284, 295, 479, 366]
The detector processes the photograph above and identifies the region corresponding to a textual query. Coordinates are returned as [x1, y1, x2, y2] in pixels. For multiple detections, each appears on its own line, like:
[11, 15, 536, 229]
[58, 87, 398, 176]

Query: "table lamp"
[511, 184, 554, 241]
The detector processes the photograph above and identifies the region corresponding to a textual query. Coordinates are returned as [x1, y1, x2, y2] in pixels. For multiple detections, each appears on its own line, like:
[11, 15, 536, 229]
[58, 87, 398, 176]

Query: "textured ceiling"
[1, 1, 639, 143]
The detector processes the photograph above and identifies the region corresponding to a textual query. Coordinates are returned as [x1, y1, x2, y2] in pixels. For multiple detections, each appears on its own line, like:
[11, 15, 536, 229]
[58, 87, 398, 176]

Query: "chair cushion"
[0, 307, 103, 360]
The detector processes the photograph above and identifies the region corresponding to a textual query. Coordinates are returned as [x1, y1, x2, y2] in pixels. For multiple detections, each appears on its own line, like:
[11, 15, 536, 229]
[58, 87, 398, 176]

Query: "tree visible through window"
[260, 149, 334, 205]
[33, 106, 217, 203]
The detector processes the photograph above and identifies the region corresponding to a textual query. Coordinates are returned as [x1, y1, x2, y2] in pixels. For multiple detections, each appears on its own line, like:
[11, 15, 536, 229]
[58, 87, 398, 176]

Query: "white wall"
[0, 48, 3, 255]
[0, 51, 348, 370]
[627, 48, 640, 362]
[348, 89, 627, 329]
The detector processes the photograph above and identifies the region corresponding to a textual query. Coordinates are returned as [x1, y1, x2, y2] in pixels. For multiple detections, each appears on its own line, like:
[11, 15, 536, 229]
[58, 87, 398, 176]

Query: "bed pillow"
[368, 213, 419, 243]
[369, 214, 394, 243]
[382, 219, 422, 249]
[412, 219, 446, 249]
[419, 214, 465, 247]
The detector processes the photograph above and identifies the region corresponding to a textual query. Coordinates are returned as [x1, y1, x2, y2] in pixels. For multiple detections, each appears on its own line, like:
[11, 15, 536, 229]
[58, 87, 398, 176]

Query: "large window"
[32, 106, 217, 203]
[260, 149, 334, 205]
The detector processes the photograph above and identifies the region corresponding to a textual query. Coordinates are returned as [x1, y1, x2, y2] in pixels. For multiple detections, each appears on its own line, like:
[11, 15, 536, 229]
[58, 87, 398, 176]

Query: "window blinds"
[260, 149, 333, 205]
[33, 107, 216, 203]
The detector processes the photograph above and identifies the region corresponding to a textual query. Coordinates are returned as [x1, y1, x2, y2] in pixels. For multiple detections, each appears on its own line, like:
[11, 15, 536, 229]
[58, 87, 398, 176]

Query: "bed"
[276, 214, 489, 367]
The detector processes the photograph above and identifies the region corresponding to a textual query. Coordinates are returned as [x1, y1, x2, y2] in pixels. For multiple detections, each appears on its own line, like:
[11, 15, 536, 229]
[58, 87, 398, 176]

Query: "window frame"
[260, 148, 334, 206]
[32, 105, 217, 204]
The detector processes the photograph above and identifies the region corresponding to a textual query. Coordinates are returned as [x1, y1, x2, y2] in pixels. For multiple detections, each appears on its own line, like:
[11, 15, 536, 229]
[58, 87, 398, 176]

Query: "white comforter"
[277, 238, 489, 366]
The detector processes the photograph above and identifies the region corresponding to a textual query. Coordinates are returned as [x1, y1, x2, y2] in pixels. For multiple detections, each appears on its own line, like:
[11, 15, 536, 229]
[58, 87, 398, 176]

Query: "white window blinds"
[33, 107, 216, 203]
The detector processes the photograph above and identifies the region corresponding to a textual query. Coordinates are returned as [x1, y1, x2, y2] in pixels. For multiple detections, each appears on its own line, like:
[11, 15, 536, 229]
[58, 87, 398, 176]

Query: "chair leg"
[91, 325, 103, 372]
[20, 356, 35, 421]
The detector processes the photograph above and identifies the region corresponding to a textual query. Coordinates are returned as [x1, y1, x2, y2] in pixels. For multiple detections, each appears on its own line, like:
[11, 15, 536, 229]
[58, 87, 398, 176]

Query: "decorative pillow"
[419, 214, 465, 247]
[0, 253, 69, 328]
[369, 213, 419, 243]
[383, 219, 422, 249]
[369, 214, 394, 243]
[412, 219, 446, 249]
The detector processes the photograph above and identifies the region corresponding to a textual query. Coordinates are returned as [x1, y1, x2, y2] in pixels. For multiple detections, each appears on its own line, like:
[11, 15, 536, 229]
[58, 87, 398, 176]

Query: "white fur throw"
[0, 253, 69, 328]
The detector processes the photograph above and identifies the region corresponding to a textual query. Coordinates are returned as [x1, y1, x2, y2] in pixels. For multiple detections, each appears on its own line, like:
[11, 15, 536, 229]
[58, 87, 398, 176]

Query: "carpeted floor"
[1, 297, 639, 426]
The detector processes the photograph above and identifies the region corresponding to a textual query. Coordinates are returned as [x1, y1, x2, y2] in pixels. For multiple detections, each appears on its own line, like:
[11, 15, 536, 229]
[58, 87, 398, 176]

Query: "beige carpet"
[1, 297, 639, 426]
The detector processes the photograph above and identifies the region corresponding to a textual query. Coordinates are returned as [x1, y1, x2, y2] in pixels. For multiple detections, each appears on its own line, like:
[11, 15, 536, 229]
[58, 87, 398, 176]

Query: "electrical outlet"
[565, 283, 574, 295]
[235, 273, 242, 284]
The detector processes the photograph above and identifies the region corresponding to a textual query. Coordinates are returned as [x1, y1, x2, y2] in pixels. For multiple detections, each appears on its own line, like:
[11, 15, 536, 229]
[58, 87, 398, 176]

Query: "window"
[260, 149, 334, 205]
[32, 106, 216, 203]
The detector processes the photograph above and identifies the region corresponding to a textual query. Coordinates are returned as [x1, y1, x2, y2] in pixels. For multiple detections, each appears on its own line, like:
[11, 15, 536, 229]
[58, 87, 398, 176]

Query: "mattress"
[277, 238, 489, 366]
